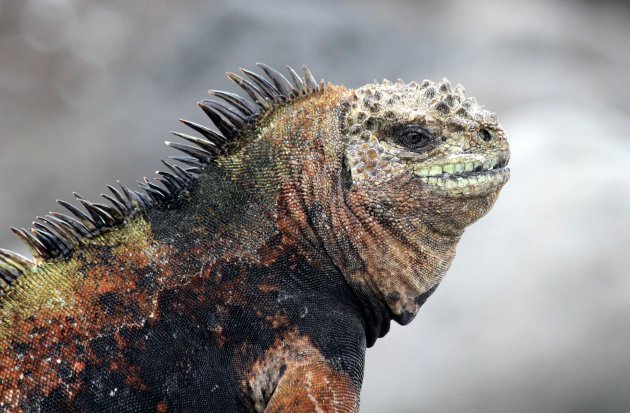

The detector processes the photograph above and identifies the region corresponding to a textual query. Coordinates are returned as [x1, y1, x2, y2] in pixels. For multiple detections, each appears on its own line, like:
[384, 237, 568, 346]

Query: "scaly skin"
[0, 66, 509, 412]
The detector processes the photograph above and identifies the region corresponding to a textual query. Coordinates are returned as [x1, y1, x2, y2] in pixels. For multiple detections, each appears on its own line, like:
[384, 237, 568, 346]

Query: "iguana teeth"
[429, 165, 442, 175]
[442, 164, 455, 174]
[412, 156, 508, 179]
[415, 168, 510, 193]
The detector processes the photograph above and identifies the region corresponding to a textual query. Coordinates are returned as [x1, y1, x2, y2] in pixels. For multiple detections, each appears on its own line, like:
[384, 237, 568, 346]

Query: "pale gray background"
[1, 0, 629, 411]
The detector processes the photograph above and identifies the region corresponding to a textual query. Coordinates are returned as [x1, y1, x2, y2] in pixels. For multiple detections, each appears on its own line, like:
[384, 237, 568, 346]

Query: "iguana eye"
[396, 126, 435, 152]
[478, 128, 492, 142]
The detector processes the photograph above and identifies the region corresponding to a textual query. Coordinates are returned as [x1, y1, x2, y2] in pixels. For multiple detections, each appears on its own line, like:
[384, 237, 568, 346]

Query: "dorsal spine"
[0, 64, 325, 293]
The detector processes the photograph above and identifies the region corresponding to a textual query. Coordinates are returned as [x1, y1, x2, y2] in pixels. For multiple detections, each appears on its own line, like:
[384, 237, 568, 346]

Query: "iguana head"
[341, 78, 510, 235]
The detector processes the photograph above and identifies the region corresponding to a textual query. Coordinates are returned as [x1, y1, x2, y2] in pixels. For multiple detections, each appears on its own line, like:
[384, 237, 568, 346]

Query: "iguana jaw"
[411, 153, 510, 197]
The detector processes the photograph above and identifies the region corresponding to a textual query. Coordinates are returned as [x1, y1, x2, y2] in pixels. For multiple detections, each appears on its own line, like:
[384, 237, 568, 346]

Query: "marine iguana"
[0, 63, 510, 412]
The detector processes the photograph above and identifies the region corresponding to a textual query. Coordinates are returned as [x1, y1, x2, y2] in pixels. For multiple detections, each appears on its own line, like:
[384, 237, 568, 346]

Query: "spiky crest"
[0, 64, 326, 297]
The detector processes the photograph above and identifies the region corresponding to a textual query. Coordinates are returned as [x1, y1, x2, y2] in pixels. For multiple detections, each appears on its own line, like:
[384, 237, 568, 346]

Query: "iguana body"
[0, 64, 509, 412]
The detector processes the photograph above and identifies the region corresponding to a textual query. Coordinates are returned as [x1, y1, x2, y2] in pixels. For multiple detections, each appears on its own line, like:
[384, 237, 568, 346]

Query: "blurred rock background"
[1, 0, 629, 411]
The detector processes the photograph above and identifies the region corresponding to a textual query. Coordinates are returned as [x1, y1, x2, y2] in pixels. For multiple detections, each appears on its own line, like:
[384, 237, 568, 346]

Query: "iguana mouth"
[412, 155, 510, 196]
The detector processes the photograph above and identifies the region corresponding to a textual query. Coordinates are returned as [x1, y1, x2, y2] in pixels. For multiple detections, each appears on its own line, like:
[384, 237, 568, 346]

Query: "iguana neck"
[304, 176, 461, 341]
[340, 185, 461, 326]
[254, 88, 463, 342]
